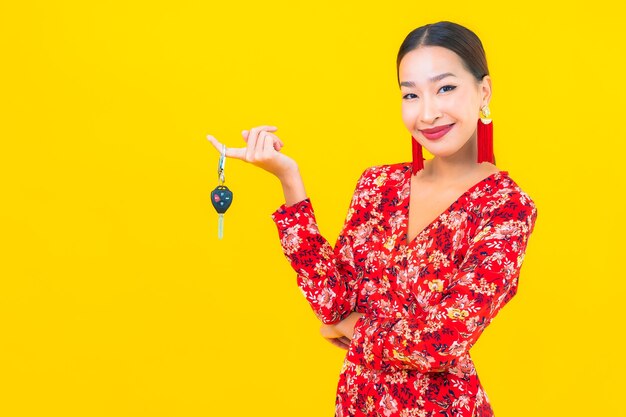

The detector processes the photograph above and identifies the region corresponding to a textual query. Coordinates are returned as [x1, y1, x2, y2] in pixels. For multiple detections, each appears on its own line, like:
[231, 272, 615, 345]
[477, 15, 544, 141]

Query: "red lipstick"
[420, 123, 455, 140]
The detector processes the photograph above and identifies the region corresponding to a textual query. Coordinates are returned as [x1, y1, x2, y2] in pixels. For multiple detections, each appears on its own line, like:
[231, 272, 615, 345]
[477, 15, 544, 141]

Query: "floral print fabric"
[271, 162, 538, 417]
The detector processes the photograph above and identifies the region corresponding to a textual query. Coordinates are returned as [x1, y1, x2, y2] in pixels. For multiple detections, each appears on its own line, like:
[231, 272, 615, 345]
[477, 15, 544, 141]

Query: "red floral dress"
[271, 162, 538, 417]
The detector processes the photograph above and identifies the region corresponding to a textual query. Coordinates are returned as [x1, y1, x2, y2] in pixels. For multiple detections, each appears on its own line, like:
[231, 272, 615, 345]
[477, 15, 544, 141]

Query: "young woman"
[208, 20, 538, 417]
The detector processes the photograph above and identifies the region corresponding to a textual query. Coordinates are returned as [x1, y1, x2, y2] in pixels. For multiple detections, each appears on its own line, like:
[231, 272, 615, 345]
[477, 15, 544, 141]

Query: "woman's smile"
[420, 123, 455, 140]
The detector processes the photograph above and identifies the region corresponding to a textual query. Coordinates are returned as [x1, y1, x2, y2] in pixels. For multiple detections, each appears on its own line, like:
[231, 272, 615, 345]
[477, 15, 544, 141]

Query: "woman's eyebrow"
[400, 72, 457, 87]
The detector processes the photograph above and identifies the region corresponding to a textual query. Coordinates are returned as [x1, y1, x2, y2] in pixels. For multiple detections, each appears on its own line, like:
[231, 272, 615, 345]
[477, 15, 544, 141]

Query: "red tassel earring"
[477, 104, 495, 164]
[411, 136, 424, 175]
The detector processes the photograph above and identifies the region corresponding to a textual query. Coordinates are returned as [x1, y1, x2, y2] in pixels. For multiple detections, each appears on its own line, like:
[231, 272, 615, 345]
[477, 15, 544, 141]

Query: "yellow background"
[1, 1, 623, 416]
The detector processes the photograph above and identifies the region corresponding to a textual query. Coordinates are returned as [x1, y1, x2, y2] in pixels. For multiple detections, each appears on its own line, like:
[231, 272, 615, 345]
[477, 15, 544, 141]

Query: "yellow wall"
[1, 1, 623, 416]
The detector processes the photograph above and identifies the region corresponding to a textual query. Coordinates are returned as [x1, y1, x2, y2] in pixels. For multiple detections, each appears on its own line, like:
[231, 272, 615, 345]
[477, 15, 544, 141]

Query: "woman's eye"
[403, 86, 455, 100]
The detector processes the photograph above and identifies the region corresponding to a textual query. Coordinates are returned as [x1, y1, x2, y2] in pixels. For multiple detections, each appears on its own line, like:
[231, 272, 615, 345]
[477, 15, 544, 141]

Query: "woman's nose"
[420, 97, 442, 125]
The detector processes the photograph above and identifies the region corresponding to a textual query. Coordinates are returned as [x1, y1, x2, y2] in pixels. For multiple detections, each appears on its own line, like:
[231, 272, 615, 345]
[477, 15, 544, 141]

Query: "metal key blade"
[218, 213, 224, 239]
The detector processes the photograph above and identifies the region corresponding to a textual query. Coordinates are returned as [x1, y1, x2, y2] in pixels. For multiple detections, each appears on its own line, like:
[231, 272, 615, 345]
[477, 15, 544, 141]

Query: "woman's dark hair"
[396, 21, 489, 86]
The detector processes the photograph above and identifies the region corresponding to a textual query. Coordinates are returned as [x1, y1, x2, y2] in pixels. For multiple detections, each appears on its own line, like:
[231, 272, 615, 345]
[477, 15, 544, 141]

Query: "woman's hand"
[320, 312, 365, 350]
[206, 125, 298, 180]
[320, 323, 352, 350]
[334, 312, 365, 340]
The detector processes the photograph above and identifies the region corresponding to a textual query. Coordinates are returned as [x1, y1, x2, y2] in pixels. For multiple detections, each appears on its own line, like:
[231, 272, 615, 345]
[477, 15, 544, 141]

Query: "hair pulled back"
[397, 21, 489, 86]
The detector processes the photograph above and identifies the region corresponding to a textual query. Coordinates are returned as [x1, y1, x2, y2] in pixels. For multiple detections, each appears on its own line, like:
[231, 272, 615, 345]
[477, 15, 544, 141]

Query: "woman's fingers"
[245, 125, 277, 137]
[247, 126, 276, 160]
[333, 311, 364, 340]
[206, 134, 246, 160]
[259, 130, 280, 157]
[245, 125, 277, 146]
[242, 125, 277, 142]
[240, 125, 281, 154]
[262, 132, 274, 157]
[208, 125, 295, 178]
[323, 336, 350, 350]
[320, 323, 344, 338]
[245, 130, 281, 163]
[255, 130, 268, 155]
[206, 134, 224, 152]
[262, 132, 283, 153]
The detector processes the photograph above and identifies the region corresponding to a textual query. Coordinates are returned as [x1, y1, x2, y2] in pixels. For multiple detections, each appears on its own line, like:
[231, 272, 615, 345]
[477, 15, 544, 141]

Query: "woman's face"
[399, 46, 491, 159]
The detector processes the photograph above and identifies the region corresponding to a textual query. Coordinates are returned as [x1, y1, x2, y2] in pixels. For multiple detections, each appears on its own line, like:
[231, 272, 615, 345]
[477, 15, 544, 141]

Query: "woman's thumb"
[241, 130, 249, 142]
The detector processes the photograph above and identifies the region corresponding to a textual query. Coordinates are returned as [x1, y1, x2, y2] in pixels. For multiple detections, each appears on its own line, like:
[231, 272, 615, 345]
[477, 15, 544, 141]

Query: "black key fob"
[211, 185, 233, 214]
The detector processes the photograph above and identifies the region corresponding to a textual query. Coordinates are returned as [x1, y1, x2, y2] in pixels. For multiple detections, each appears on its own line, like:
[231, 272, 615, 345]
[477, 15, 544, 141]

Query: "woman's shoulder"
[495, 171, 537, 210]
[357, 161, 411, 184]
[487, 171, 538, 231]
[363, 161, 410, 173]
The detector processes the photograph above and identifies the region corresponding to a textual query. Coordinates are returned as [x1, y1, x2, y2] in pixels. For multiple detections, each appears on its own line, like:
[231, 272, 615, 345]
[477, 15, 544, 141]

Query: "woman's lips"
[420, 123, 455, 140]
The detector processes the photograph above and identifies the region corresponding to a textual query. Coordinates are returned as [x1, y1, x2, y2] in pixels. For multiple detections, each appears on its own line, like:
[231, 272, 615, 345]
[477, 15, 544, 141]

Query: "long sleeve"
[271, 168, 373, 324]
[347, 192, 538, 373]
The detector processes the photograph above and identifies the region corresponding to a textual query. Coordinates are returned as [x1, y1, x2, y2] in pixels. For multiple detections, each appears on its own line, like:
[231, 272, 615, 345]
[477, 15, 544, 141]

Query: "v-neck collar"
[399, 163, 509, 247]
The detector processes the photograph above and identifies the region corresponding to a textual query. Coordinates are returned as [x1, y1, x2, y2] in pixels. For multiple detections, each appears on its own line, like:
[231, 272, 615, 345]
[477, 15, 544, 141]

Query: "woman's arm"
[207, 125, 369, 325]
[276, 166, 307, 207]
[271, 167, 373, 324]
[345, 194, 538, 372]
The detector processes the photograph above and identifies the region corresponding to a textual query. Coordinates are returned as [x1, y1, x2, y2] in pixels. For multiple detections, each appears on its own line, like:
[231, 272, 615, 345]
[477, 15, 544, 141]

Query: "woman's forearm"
[277, 167, 308, 206]
[271, 167, 368, 325]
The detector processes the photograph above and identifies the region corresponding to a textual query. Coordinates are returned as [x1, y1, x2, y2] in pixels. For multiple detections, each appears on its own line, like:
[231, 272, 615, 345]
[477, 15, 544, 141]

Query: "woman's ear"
[480, 75, 492, 106]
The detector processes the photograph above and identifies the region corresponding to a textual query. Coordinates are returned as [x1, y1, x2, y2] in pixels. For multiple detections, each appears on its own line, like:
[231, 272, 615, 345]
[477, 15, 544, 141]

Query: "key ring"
[218, 144, 226, 184]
